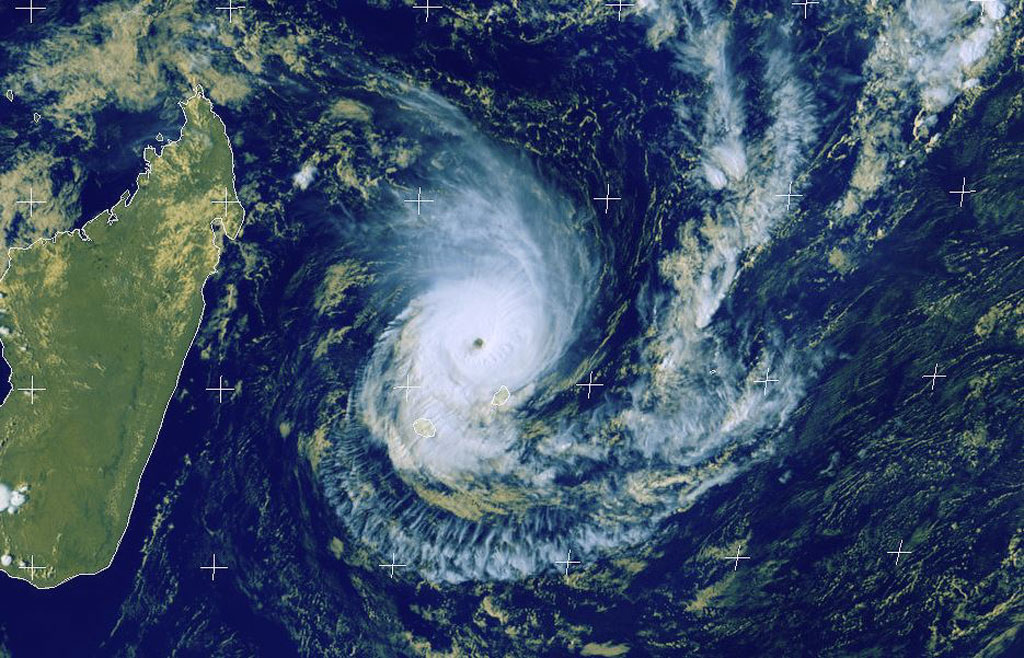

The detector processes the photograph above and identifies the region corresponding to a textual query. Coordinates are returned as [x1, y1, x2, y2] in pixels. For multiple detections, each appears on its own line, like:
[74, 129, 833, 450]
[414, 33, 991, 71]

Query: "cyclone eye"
[472, 337, 485, 349]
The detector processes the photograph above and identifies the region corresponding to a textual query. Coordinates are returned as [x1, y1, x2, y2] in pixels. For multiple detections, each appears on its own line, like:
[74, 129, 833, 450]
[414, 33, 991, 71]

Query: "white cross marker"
[403, 187, 435, 215]
[16, 187, 46, 218]
[753, 367, 779, 397]
[378, 552, 407, 579]
[16, 375, 45, 404]
[18, 555, 46, 581]
[211, 188, 242, 212]
[605, 1, 635, 21]
[15, 0, 46, 23]
[200, 553, 229, 580]
[886, 539, 912, 566]
[921, 363, 946, 391]
[393, 374, 422, 401]
[555, 550, 581, 576]
[948, 177, 976, 208]
[774, 180, 804, 210]
[592, 184, 622, 214]
[216, 0, 245, 23]
[722, 547, 751, 571]
[791, 0, 820, 20]
[205, 376, 235, 403]
[575, 371, 604, 400]
[413, 0, 443, 22]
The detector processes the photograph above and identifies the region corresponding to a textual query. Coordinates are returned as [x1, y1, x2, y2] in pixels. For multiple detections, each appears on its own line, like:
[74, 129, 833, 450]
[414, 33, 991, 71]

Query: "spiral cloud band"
[320, 3, 842, 582]
[356, 100, 597, 496]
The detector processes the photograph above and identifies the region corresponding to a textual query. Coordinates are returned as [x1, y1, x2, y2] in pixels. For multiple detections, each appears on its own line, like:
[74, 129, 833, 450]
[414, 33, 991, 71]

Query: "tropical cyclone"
[0, 89, 243, 587]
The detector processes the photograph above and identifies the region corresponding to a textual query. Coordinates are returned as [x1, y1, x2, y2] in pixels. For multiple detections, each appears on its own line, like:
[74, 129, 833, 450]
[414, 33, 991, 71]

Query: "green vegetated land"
[0, 89, 243, 587]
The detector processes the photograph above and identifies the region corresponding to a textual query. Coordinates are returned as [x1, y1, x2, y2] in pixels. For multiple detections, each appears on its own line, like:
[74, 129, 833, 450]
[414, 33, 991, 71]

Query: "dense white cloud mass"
[0, 482, 28, 514]
[321, 75, 813, 582]
[320, 0, 1010, 583]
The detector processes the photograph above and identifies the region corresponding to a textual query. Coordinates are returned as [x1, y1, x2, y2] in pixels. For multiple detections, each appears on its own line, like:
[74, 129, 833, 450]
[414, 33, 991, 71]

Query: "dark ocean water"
[1, 3, 1020, 657]
[73, 105, 186, 228]
[0, 9, 850, 652]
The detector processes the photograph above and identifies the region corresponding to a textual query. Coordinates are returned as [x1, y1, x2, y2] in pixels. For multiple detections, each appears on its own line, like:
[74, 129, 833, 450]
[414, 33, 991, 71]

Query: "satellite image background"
[0, 0, 1021, 656]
